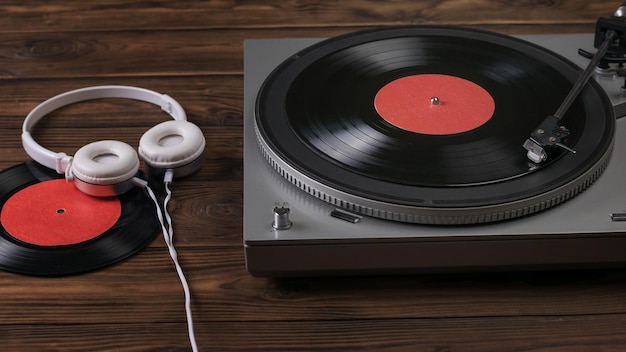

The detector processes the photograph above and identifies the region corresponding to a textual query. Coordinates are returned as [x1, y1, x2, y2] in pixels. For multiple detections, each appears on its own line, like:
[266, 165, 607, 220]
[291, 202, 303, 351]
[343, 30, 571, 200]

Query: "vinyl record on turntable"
[254, 26, 615, 224]
[0, 161, 160, 276]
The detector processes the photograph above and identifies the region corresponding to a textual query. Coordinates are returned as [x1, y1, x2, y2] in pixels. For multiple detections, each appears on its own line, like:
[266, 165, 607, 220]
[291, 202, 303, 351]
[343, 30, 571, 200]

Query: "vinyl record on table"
[0, 161, 160, 276]
[254, 26, 615, 224]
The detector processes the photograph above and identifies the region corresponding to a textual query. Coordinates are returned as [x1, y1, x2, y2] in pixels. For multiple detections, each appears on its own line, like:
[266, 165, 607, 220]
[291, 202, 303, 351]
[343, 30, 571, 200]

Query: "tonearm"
[523, 2, 626, 163]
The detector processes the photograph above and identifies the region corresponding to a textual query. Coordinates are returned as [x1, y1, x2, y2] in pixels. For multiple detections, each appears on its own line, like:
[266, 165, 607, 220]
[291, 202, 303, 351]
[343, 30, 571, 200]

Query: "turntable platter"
[254, 26, 615, 224]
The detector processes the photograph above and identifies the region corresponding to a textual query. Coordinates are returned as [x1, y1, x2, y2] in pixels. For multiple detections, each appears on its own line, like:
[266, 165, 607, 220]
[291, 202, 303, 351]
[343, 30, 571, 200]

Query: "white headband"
[22, 85, 187, 174]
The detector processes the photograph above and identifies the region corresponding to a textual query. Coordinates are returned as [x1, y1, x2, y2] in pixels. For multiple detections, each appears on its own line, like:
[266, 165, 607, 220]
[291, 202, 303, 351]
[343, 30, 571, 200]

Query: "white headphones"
[22, 85, 206, 197]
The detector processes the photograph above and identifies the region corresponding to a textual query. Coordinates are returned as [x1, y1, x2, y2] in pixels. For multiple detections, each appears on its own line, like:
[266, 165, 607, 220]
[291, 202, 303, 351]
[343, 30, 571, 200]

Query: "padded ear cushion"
[138, 120, 205, 172]
[71, 140, 140, 185]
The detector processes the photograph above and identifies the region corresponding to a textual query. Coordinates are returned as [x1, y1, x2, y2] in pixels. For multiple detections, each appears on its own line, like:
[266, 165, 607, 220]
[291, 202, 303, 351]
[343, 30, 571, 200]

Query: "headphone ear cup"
[138, 120, 206, 177]
[70, 140, 141, 197]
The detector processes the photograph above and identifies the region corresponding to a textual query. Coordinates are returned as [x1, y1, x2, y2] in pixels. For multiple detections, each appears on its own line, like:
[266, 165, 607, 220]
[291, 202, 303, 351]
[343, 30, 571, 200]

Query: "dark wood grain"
[0, 1, 624, 351]
[0, 0, 617, 33]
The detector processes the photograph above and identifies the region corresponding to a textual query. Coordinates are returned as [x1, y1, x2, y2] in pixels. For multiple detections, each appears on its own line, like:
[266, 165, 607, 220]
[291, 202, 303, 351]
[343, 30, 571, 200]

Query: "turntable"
[243, 15, 626, 277]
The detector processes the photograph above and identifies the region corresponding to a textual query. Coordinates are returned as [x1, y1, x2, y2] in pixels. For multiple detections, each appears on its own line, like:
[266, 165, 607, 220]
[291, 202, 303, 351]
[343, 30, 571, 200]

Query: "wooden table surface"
[1, 1, 626, 351]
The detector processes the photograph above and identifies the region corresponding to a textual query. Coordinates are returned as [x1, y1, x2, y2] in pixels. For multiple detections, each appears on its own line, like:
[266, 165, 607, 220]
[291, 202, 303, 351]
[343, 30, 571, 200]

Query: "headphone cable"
[145, 169, 199, 352]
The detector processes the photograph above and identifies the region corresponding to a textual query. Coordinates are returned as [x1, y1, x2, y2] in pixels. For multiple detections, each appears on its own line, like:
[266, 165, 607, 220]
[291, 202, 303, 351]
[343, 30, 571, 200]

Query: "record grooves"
[254, 26, 615, 224]
[0, 161, 160, 276]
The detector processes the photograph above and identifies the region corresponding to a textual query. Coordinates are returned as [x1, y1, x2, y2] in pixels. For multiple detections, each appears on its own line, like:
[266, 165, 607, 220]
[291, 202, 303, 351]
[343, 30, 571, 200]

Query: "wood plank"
[7, 126, 242, 159]
[0, 23, 606, 81]
[0, 0, 617, 33]
[0, 301, 625, 351]
[0, 76, 243, 129]
[1, 248, 626, 325]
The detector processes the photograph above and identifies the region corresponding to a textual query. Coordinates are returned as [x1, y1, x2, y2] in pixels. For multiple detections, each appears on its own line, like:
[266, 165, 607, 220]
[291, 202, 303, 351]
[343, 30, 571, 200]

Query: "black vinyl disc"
[0, 161, 160, 276]
[255, 26, 615, 224]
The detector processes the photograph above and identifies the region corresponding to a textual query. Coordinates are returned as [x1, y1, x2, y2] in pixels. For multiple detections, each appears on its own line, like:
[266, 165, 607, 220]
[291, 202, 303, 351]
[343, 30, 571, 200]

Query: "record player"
[243, 14, 626, 277]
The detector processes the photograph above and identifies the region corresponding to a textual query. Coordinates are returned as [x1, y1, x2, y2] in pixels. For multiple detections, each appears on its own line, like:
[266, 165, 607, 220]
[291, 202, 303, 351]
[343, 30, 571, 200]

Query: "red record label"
[374, 74, 495, 135]
[1, 179, 122, 246]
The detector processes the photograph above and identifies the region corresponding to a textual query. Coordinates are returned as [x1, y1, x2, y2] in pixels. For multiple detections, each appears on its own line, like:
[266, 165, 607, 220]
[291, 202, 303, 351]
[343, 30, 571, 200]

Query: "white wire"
[145, 174, 198, 352]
